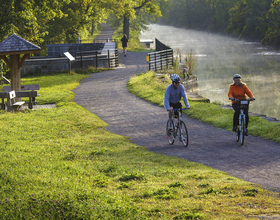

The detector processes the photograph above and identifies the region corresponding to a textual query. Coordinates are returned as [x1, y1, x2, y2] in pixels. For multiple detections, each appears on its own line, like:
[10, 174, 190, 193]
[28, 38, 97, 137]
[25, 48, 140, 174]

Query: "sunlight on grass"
[0, 69, 279, 219]
[128, 71, 280, 144]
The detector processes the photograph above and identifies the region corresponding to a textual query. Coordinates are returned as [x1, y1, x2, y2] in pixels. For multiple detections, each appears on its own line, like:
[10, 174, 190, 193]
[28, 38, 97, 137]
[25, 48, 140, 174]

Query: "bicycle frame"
[238, 102, 247, 131]
[166, 108, 188, 147]
[231, 98, 253, 145]
[172, 110, 182, 136]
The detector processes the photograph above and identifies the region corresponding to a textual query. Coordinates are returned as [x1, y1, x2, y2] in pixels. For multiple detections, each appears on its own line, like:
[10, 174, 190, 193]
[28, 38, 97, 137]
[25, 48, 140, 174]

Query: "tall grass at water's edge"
[0, 69, 279, 219]
[127, 71, 280, 144]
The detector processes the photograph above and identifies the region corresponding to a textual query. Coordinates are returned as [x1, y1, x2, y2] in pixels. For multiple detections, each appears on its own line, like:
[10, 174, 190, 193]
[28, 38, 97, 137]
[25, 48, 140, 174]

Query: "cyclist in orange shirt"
[228, 74, 255, 135]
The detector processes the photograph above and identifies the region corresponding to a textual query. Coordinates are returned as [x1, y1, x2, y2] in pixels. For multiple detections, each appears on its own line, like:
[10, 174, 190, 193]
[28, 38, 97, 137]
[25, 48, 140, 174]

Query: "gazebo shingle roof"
[0, 34, 41, 55]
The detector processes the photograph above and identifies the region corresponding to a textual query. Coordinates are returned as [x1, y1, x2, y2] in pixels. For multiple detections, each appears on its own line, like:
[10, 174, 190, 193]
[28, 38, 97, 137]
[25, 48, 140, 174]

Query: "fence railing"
[147, 38, 173, 71]
[46, 39, 118, 45]
[75, 49, 119, 69]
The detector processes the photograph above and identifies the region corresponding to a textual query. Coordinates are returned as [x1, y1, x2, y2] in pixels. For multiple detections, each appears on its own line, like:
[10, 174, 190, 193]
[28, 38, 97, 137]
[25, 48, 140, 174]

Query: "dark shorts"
[170, 102, 182, 117]
[170, 102, 182, 109]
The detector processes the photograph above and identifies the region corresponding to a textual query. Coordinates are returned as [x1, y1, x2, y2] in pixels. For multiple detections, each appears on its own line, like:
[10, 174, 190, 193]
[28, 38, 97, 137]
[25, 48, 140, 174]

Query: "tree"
[226, 0, 271, 40]
[122, 0, 164, 39]
[260, 0, 280, 45]
[0, 0, 66, 44]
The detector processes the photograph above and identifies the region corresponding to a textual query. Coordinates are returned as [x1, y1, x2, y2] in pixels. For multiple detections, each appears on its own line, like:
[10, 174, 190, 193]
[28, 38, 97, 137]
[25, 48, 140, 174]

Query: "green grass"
[0, 69, 279, 219]
[127, 71, 280, 144]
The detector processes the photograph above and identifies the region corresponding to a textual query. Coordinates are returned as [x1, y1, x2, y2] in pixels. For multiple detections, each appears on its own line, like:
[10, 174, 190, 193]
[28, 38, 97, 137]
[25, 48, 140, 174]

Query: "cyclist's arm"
[228, 85, 234, 99]
[244, 85, 254, 99]
[164, 86, 171, 111]
[181, 85, 190, 109]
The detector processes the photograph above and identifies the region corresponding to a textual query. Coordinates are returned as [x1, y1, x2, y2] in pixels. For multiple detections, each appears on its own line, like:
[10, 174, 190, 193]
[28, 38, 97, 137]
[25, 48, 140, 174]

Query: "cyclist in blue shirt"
[164, 74, 190, 130]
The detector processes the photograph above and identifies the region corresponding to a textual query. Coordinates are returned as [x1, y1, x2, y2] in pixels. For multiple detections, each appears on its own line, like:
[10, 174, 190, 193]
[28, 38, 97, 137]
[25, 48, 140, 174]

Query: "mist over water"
[140, 24, 280, 120]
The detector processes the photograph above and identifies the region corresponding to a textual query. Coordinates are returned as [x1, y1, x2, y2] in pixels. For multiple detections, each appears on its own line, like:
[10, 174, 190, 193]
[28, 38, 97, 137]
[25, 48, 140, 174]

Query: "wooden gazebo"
[0, 34, 41, 93]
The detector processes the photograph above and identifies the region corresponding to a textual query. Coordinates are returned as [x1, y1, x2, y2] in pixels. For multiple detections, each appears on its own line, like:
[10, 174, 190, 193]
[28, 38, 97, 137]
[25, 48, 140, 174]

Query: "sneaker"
[124, 54, 126, 57]
[244, 129, 248, 136]
[179, 136, 184, 142]
[232, 126, 237, 131]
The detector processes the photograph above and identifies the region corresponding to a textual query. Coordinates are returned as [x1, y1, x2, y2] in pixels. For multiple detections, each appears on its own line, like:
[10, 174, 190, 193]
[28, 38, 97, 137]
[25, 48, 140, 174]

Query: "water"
[140, 24, 280, 120]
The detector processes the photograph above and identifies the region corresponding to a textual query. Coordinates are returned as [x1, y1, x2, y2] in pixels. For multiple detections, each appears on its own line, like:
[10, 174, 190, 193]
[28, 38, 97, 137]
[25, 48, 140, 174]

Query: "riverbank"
[140, 23, 280, 121]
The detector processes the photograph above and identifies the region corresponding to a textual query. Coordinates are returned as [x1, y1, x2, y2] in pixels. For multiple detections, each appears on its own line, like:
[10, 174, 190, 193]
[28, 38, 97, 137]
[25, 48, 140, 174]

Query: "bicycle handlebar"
[229, 98, 255, 102]
[172, 108, 188, 111]
[166, 108, 188, 112]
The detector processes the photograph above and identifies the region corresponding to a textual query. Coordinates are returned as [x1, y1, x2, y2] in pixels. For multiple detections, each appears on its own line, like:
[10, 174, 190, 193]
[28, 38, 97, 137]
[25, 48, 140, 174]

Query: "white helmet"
[233, 74, 241, 79]
[171, 74, 181, 83]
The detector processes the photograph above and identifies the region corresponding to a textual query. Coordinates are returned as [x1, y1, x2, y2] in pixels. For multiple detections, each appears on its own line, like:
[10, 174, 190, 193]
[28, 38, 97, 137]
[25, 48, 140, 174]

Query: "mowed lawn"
[0, 69, 279, 219]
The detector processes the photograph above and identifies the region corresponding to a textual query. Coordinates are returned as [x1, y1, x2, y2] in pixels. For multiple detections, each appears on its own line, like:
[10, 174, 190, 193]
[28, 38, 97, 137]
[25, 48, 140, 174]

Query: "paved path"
[73, 25, 280, 193]
[94, 23, 114, 41]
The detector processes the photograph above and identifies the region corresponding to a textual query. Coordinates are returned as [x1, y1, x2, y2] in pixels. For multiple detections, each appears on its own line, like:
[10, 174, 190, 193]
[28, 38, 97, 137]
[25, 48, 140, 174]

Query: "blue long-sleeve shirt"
[164, 84, 189, 110]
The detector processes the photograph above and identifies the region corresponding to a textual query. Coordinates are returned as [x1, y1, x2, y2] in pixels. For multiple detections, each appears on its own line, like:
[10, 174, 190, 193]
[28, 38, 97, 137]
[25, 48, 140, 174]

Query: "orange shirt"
[228, 83, 254, 104]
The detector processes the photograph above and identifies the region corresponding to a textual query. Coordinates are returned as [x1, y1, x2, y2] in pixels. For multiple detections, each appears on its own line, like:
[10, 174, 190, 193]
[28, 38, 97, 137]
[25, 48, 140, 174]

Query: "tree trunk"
[123, 16, 130, 39]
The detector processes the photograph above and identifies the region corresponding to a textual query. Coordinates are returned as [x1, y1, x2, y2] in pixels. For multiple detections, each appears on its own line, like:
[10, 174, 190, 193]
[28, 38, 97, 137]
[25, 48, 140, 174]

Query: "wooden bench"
[6, 91, 25, 111]
[3, 84, 40, 109]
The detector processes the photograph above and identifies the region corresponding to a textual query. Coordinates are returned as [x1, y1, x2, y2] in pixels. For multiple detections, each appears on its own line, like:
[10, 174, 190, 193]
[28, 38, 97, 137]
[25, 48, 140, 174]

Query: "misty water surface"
[140, 24, 280, 120]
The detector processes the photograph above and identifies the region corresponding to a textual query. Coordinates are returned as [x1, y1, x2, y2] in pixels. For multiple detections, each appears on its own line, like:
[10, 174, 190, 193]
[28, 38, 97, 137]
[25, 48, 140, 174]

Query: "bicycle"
[231, 98, 254, 145]
[166, 108, 189, 147]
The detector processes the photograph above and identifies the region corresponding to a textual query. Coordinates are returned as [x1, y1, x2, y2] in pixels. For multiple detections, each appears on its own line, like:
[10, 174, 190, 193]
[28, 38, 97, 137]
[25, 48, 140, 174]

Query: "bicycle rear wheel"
[240, 117, 245, 145]
[179, 121, 188, 147]
[166, 120, 175, 145]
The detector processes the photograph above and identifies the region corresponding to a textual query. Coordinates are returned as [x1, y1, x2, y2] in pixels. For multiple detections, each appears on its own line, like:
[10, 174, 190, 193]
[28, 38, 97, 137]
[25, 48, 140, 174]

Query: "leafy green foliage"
[163, 0, 280, 46]
[0, 0, 171, 46]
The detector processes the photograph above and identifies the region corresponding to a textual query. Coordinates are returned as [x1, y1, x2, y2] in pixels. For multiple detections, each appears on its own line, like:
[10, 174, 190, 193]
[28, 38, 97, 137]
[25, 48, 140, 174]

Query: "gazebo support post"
[0, 54, 30, 101]
[10, 55, 21, 93]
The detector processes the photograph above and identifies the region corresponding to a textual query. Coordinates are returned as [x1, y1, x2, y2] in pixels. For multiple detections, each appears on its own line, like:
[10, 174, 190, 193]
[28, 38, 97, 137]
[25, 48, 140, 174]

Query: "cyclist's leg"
[167, 102, 175, 129]
[244, 107, 249, 127]
[240, 115, 245, 144]
[166, 119, 175, 144]
[244, 107, 249, 135]
[232, 104, 239, 131]
[175, 102, 183, 135]
[168, 111, 172, 122]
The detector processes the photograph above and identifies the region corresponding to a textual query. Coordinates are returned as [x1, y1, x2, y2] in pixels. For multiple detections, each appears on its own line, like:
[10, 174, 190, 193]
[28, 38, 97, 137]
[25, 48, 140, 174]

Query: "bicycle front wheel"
[166, 120, 175, 145]
[236, 129, 240, 142]
[240, 117, 245, 145]
[179, 121, 188, 147]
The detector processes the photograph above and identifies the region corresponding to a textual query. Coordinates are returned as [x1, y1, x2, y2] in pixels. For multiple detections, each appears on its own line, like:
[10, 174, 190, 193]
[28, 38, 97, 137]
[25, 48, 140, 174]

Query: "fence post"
[166, 50, 168, 69]
[115, 49, 119, 67]
[154, 53, 157, 71]
[95, 51, 98, 68]
[172, 49, 174, 66]
[108, 50, 110, 68]
[81, 52, 83, 69]
[148, 54, 151, 71]
[160, 51, 163, 70]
